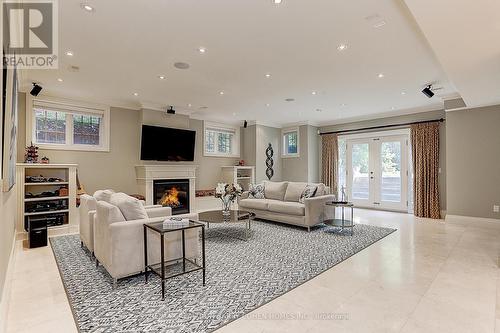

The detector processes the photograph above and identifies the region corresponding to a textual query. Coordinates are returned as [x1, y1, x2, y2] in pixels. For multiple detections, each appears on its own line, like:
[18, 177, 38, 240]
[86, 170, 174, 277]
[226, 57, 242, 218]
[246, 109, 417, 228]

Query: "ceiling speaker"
[30, 83, 43, 97]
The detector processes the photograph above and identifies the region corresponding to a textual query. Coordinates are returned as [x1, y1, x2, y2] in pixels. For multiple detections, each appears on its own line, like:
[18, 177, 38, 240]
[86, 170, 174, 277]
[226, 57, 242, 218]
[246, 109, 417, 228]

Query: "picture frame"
[2, 65, 18, 192]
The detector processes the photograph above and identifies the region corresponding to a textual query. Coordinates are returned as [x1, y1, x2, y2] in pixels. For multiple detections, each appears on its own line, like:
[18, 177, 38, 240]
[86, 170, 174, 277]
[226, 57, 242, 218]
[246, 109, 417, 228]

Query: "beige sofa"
[238, 181, 335, 231]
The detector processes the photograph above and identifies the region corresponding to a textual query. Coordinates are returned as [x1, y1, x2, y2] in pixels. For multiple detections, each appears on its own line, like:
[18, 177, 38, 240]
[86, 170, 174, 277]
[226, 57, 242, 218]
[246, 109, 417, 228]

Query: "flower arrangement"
[215, 183, 243, 213]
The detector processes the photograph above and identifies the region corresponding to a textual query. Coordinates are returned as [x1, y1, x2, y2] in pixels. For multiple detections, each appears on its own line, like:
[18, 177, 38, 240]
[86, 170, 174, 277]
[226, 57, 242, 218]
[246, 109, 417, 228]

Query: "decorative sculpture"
[265, 143, 274, 180]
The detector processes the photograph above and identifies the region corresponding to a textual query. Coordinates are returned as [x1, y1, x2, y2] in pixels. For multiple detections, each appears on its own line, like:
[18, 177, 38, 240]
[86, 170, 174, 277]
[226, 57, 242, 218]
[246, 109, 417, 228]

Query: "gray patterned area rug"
[50, 220, 395, 333]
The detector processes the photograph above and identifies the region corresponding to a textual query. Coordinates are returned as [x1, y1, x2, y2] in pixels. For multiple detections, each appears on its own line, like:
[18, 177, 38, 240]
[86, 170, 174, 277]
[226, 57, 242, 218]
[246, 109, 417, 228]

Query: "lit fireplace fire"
[159, 187, 181, 208]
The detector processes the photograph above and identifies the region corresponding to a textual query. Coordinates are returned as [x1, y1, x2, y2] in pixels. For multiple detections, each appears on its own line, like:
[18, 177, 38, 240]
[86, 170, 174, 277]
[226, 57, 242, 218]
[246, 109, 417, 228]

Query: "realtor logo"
[2, 0, 58, 69]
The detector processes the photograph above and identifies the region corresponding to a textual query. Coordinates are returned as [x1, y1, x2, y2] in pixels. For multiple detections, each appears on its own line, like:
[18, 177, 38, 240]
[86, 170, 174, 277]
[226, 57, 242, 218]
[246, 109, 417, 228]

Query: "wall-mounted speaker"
[30, 83, 43, 97]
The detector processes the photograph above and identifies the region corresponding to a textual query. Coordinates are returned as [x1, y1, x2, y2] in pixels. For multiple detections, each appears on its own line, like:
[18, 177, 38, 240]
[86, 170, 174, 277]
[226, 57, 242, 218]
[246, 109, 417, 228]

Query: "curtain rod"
[319, 118, 445, 136]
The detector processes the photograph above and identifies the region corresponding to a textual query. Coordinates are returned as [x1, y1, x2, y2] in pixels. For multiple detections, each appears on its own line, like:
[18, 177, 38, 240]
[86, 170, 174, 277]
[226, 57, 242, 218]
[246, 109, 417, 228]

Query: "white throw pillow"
[96, 201, 126, 223]
[93, 189, 115, 202]
[109, 192, 148, 221]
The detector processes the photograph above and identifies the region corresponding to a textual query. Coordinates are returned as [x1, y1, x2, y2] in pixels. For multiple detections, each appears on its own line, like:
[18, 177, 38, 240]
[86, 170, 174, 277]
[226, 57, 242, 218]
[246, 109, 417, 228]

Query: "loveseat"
[238, 181, 335, 231]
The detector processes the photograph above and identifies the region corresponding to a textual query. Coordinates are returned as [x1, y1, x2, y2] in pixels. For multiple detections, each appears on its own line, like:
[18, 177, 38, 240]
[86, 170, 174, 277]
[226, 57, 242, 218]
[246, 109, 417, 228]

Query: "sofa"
[238, 181, 335, 231]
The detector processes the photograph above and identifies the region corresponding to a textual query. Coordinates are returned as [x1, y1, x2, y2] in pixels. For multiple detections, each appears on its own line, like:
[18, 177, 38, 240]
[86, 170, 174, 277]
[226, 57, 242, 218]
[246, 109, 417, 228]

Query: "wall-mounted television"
[140, 125, 196, 161]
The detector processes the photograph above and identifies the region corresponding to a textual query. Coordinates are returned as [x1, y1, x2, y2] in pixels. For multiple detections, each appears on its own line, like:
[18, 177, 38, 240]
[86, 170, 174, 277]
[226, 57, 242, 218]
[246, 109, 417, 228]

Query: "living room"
[1, 0, 500, 332]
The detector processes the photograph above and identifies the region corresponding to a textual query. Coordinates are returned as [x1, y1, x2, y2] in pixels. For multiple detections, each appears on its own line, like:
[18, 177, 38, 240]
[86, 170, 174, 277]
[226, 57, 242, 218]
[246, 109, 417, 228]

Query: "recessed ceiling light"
[265, 103, 270, 107]
[219, 91, 224, 95]
[337, 44, 348, 51]
[272, 0, 283, 4]
[174, 62, 190, 70]
[265, 73, 271, 78]
[391, 106, 396, 110]
[198, 47, 206, 54]
[66, 51, 74, 56]
[187, 103, 192, 107]
[341, 103, 347, 107]
[133, 92, 139, 96]
[57, 78, 63, 82]
[378, 73, 385, 78]
[80, 3, 95, 12]
[311, 91, 317, 95]
[158, 75, 166, 80]
[373, 21, 387, 28]
[401, 91, 406, 95]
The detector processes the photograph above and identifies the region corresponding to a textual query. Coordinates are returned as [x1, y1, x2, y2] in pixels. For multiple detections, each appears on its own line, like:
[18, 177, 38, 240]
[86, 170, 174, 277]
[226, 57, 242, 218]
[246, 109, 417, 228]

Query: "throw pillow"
[93, 189, 115, 202]
[299, 185, 318, 204]
[263, 181, 289, 201]
[96, 201, 126, 223]
[109, 192, 149, 221]
[249, 183, 265, 199]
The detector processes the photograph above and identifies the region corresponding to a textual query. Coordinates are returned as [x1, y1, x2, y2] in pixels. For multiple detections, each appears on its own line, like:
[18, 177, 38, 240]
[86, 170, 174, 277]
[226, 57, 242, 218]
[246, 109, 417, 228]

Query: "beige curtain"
[321, 133, 338, 197]
[411, 122, 441, 219]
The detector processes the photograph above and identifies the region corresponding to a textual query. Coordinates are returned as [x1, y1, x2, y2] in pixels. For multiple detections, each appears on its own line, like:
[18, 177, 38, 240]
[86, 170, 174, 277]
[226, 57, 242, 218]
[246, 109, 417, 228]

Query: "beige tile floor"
[5, 205, 500, 333]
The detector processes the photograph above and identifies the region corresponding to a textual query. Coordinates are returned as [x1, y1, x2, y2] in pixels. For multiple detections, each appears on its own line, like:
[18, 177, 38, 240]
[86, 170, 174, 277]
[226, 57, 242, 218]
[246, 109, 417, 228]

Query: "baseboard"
[0, 235, 17, 333]
[445, 214, 500, 224]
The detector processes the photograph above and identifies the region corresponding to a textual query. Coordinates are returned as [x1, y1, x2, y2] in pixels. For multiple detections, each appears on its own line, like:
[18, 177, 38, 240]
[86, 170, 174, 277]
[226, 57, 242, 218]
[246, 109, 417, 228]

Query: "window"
[282, 127, 300, 157]
[204, 122, 240, 157]
[28, 96, 110, 151]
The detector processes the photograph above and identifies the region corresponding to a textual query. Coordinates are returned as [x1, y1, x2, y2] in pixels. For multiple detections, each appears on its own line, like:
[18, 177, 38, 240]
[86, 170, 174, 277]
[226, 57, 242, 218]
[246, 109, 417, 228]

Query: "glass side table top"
[146, 220, 204, 234]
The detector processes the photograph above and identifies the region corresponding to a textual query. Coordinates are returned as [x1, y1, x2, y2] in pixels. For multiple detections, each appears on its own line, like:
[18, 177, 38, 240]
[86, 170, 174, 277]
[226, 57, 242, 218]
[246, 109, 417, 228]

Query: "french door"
[346, 135, 408, 211]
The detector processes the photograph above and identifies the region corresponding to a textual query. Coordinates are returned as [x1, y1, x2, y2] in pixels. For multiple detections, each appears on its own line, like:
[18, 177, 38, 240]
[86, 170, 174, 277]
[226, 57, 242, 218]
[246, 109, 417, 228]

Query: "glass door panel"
[351, 143, 370, 200]
[380, 141, 402, 202]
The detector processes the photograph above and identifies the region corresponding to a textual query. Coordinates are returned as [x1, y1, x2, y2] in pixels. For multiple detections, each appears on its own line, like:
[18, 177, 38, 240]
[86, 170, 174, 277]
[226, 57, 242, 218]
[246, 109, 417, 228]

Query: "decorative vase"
[221, 195, 233, 215]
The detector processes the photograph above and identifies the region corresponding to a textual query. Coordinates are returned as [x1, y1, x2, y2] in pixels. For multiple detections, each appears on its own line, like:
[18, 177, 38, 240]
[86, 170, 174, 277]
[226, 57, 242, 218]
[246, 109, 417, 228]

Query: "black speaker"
[422, 85, 434, 98]
[30, 83, 43, 97]
[28, 217, 48, 248]
[244, 120, 248, 128]
[166, 106, 175, 114]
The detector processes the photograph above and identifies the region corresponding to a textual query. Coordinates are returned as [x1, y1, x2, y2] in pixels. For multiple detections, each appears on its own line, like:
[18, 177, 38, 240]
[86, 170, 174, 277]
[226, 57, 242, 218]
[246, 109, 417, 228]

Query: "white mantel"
[135, 165, 197, 211]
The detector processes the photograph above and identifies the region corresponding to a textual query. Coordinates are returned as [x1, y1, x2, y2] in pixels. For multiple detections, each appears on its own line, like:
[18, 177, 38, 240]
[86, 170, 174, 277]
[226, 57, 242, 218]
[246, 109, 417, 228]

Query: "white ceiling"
[404, 0, 500, 109]
[23, 0, 460, 127]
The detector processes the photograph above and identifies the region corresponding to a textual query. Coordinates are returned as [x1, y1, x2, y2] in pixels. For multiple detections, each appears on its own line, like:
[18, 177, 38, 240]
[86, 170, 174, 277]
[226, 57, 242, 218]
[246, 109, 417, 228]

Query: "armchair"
[93, 201, 200, 282]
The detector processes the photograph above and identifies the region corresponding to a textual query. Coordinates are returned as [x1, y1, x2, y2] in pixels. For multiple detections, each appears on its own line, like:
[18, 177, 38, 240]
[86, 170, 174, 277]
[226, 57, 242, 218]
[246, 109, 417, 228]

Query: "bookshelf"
[16, 163, 78, 238]
[221, 166, 255, 191]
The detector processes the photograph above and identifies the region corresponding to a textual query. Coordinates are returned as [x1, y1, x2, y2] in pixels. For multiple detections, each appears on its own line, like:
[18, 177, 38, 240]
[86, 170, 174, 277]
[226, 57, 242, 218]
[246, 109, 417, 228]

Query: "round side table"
[324, 202, 355, 235]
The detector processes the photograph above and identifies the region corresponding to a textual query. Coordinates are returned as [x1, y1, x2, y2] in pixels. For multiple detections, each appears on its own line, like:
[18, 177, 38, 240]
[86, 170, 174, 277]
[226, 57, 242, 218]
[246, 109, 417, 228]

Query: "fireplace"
[153, 179, 190, 215]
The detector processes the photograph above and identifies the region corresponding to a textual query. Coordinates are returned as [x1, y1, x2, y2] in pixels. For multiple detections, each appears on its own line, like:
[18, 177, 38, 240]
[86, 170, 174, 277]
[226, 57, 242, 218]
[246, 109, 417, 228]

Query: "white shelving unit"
[16, 163, 78, 238]
[221, 166, 255, 191]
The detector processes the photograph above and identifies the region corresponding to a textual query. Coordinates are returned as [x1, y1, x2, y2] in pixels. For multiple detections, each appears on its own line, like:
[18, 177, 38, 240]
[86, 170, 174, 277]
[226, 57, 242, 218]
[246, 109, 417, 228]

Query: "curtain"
[411, 122, 441, 219]
[321, 133, 338, 197]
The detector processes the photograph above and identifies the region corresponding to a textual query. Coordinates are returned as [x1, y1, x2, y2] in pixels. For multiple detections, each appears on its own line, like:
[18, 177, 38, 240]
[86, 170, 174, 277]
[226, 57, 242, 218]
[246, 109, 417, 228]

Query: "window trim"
[281, 127, 300, 158]
[26, 95, 110, 152]
[203, 121, 240, 158]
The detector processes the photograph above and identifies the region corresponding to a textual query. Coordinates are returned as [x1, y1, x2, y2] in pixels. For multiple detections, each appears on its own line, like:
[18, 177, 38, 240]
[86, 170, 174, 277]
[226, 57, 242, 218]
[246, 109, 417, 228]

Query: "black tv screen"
[140, 125, 196, 161]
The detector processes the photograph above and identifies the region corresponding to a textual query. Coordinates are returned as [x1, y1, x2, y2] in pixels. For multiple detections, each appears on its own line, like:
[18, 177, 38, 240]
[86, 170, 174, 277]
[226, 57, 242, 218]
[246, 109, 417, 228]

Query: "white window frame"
[26, 95, 110, 152]
[203, 121, 240, 158]
[281, 127, 300, 158]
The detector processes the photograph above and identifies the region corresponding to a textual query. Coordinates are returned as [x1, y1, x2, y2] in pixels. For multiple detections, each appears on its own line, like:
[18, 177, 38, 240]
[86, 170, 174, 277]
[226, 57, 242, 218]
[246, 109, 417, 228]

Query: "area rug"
[50, 221, 396, 333]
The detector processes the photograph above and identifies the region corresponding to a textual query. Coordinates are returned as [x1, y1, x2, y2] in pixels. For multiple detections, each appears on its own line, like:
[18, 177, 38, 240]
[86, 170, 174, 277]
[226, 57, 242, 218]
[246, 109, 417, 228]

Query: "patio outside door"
[346, 135, 408, 211]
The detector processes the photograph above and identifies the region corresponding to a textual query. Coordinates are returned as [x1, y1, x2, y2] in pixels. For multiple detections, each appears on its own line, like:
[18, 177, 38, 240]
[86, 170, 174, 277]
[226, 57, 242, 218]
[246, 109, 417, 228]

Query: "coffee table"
[198, 210, 255, 241]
